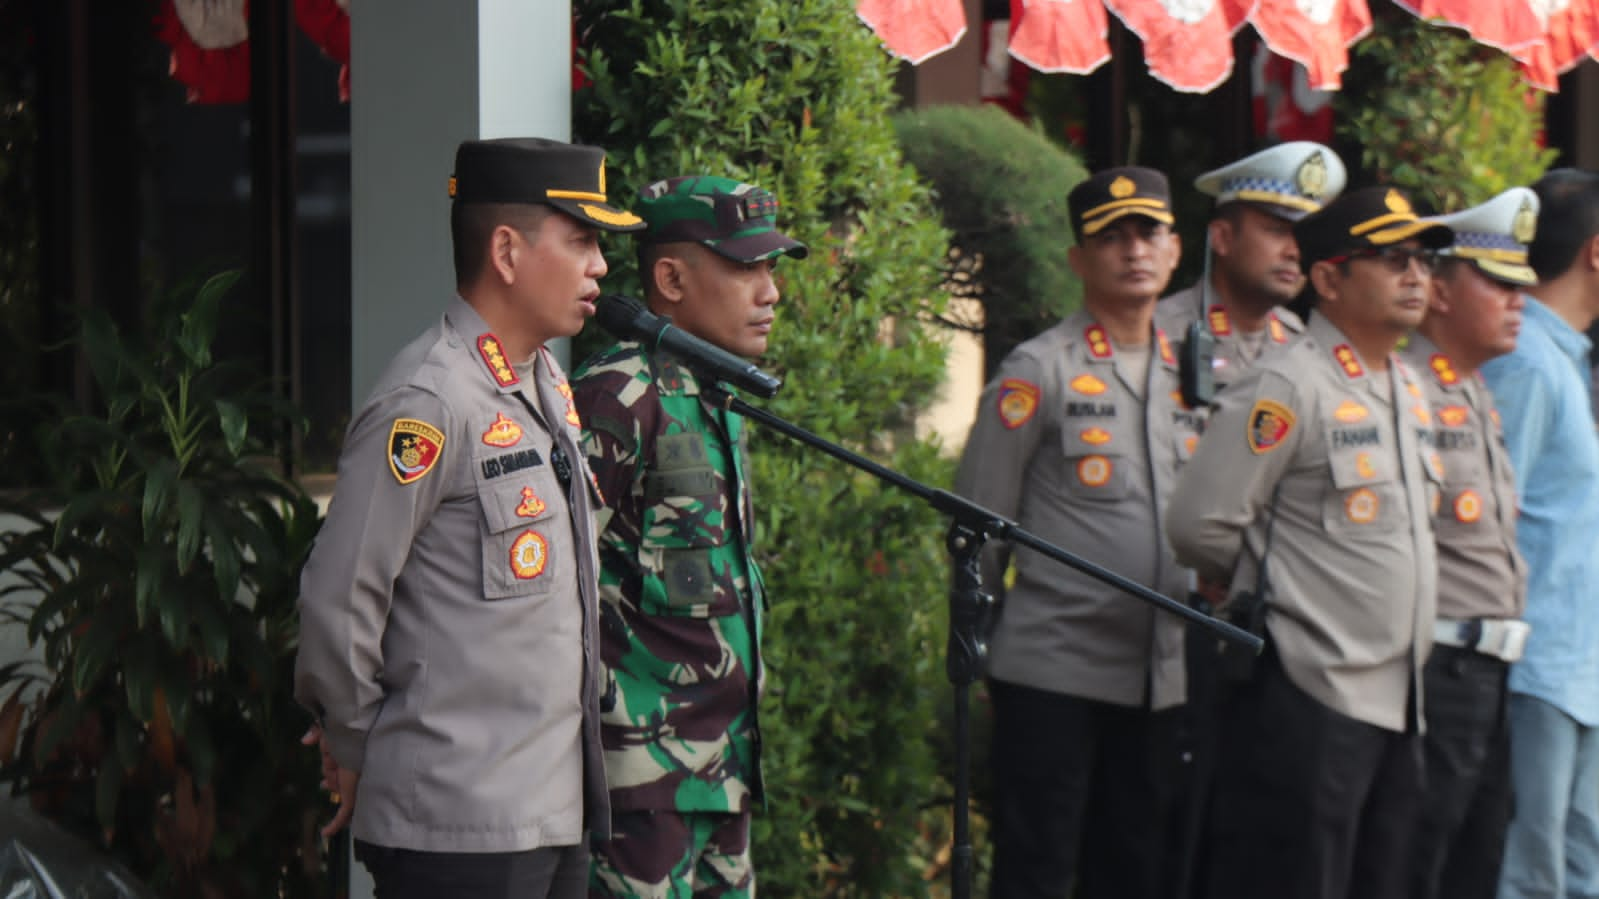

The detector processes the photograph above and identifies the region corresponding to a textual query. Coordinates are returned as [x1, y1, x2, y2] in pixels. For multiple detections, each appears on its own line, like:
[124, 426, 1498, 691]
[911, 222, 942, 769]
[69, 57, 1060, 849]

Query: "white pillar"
[346, 3, 570, 894]
[351, 0, 572, 408]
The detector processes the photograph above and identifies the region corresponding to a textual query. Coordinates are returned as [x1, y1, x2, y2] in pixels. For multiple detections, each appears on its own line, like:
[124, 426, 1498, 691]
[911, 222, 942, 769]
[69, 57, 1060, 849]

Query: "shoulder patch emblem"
[1345, 487, 1379, 524]
[1084, 325, 1113, 359]
[1081, 427, 1112, 445]
[1429, 353, 1459, 386]
[1332, 344, 1364, 379]
[1334, 400, 1369, 423]
[998, 378, 1042, 429]
[510, 530, 549, 579]
[1247, 399, 1295, 454]
[515, 487, 547, 519]
[477, 334, 519, 387]
[1208, 306, 1232, 336]
[1071, 374, 1108, 395]
[481, 412, 523, 447]
[1438, 405, 1469, 427]
[1076, 455, 1113, 487]
[1453, 489, 1482, 523]
[389, 419, 445, 484]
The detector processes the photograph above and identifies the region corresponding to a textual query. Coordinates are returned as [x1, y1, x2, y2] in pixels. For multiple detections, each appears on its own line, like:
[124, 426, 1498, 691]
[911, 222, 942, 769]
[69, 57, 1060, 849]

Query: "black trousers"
[1165, 615, 1224, 899]
[987, 678, 1178, 899]
[1204, 651, 1423, 899]
[354, 839, 589, 899]
[1409, 645, 1514, 899]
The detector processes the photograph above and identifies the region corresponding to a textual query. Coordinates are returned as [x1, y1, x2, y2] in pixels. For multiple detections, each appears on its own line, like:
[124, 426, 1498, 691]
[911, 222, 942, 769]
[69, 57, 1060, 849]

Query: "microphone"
[593, 294, 783, 399]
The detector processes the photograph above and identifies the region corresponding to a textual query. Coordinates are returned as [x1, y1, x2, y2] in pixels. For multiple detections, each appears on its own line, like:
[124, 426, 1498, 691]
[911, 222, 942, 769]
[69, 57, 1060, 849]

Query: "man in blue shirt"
[1481, 168, 1599, 899]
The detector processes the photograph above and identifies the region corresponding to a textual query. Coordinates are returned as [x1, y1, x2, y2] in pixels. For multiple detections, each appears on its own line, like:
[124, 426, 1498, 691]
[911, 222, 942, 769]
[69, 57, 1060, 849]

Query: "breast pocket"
[478, 467, 569, 600]
[1060, 424, 1132, 501]
[1321, 428, 1403, 537]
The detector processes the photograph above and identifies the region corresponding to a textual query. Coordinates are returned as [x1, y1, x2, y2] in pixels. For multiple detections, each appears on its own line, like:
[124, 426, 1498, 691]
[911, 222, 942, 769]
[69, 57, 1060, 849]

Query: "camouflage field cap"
[636, 175, 809, 263]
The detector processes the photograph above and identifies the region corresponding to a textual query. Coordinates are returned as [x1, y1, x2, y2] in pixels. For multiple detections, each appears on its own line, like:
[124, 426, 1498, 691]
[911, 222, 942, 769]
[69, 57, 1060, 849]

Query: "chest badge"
[1345, 488, 1380, 524]
[997, 378, 1041, 429]
[1454, 489, 1483, 523]
[1355, 452, 1376, 479]
[389, 418, 445, 485]
[515, 487, 547, 518]
[1334, 400, 1369, 423]
[1438, 405, 1469, 427]
[1077, 455, 1113, 487]
[510, 530, 549, 579]
[482, 412, 524, 448]
[1081, 427, 1112, 445]
[1071, 374, 1108, 395]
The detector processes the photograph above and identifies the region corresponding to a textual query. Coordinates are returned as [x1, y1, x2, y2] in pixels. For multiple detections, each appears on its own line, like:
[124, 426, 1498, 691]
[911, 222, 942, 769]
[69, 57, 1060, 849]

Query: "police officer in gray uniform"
[1397, 188, 1535, 899]
[955, 167, 1200, 899]
[1166, 186, 1451, 899]
[1156, 141, 1348, 898]
[294, 138, 644, 899]
[1157, 142, 1348, 388]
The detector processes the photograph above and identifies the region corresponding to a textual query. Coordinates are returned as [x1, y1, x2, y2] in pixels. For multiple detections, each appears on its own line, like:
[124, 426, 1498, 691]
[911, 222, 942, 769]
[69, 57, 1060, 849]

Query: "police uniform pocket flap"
[1324, 425, 1395, 489]
[481, 470, 561, 535]
[1062, 452, 1131, 500]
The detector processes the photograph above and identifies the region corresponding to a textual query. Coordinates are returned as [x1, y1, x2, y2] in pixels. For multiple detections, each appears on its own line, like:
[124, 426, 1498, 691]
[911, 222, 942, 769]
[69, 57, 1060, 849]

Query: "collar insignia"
[1332, 344, 1364, 379]
[1084, 325, 1113, 359]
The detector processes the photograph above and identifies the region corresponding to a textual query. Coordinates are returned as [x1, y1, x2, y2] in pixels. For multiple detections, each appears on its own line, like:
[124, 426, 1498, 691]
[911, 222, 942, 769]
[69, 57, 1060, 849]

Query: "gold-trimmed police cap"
[1429, 187, 1539, 287]
[1068, 167, 1175, 239]
[1294, 186, 1454, 268]
[449, 137, 644, 232]
[1194, 141, 1348, 221]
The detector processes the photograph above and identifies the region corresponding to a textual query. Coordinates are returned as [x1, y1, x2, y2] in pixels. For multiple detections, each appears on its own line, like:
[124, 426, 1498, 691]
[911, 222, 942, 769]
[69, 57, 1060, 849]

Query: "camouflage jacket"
[572, 340, 765, 813]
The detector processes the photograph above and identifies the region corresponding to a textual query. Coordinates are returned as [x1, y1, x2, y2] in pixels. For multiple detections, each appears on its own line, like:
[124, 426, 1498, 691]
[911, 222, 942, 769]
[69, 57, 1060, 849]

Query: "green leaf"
[215, 399, 247, 457]
[72, 614, 120, 696]
[175, 481, 205, 573]
[185, 716, 217, 784]
[142, 458, 178, 533]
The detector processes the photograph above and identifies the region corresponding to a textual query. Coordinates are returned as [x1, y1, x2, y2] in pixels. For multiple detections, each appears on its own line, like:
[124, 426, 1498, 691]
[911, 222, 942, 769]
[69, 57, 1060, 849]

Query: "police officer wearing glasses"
[1166, 186, 1453, 899]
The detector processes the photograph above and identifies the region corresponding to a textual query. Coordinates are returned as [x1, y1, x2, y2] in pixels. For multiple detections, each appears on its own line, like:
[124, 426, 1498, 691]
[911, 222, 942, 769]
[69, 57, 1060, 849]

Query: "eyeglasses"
[1325, 246, 1439, 274]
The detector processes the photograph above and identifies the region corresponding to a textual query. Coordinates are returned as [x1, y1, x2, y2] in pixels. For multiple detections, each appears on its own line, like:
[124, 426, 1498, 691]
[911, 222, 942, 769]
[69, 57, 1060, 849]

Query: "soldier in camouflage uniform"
[572, 175, 807, 899]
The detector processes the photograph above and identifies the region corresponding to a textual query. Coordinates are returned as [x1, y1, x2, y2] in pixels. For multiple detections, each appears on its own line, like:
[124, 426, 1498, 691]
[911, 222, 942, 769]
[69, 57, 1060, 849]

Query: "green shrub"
[1337, 10, 1557, 212]
[893, 105, 1089, 379]
[0, 272, 327, 897]
[575, 1, 956, 894]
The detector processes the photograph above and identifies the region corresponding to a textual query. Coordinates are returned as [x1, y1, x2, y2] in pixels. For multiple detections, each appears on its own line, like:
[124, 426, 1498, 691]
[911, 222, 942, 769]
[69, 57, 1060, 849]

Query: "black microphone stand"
[701, 384, 1262, 899]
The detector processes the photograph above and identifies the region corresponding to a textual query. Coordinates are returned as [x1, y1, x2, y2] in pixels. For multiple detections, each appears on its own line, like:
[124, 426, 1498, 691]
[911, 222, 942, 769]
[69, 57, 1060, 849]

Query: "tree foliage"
[894, 104, 1089, 379]
[1337, 10, 1558, 213]
[575, 1, 957, 894]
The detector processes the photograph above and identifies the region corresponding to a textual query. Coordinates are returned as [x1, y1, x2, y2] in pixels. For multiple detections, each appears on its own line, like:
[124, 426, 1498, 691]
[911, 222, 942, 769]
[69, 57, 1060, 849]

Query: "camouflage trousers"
[589, 810, 753, 899]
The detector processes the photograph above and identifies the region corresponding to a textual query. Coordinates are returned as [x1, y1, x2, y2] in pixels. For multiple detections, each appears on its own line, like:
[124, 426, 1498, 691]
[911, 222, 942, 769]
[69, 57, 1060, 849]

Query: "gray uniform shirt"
[295, 297, 608, 852]
[1166, 313, 1440, 732]
[1400, 335, 1527, 621]
[954, 309, 1204, 710]
[1155, 283, 1304, 391]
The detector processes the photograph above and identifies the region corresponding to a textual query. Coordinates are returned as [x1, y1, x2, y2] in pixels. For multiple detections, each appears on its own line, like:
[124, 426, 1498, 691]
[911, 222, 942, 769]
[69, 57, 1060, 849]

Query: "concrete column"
[351, 0, 571, 408]
[346, 4, 570, 894]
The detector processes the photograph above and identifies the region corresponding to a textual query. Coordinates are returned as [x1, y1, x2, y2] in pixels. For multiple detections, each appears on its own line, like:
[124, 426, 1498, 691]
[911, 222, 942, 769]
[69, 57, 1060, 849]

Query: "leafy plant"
[1336, 9, 1558, 212]
[575, 1, 957, 894]
[0, 271, 328, 897]
[894, 104, 1090, 379]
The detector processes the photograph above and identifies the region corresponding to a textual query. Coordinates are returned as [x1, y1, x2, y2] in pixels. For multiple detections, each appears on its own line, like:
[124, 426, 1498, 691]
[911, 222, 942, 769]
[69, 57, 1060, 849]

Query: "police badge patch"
[1247, 399, 1295, 454]
[997, 378, 1041, 429]
[389, 419, 445, 484]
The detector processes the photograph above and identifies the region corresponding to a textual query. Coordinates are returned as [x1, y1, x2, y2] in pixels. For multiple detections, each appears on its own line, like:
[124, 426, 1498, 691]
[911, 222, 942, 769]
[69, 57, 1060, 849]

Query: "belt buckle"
[1474, 619, 1530, 663]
